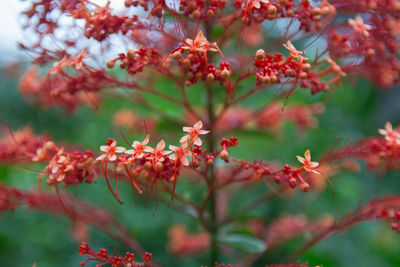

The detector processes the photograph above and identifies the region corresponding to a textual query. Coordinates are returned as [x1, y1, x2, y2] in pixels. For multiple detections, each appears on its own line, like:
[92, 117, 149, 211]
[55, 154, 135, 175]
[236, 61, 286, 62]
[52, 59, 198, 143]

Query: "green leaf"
[218, 234, 267, 254]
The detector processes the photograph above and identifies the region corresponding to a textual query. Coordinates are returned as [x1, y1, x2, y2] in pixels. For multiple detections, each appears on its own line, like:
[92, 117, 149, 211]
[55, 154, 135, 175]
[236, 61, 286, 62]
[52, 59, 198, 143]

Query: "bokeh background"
[1, 1, 400, 266]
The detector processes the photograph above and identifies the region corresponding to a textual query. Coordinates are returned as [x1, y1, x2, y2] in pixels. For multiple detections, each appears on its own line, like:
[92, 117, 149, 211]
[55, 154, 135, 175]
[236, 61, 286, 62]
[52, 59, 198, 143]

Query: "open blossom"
[297, 150, 321, 174]
[96, 138, 125, 162]
[180, 121, 210, 146]
[283, 41, 308, 64]
[124, 135, 152, 158]
[146, 140, 171, 162]
[169, 142, 192, 166]
[182, 31, 219, 53]
[348, 15, 372, 37]
[378, 122, 400, 145]
[45, 148, 74, 183]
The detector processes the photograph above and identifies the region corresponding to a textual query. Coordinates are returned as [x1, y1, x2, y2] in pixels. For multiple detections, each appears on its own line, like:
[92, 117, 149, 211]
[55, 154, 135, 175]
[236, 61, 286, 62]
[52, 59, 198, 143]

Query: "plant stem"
[206, 85, 219, 266]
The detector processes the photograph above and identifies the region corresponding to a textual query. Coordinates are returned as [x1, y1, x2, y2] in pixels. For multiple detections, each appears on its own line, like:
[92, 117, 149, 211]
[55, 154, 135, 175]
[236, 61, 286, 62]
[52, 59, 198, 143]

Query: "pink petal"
[96, 154, 106, 161]
[125, 149, 135, 155]
[115, 147, 126, 153]
[157, 140, 165, 150]
[194, 120, 203, 130]
[297, 155, 305, 164]
[180, 135, 189, 143]
[304, 150, 311, 161]
[183, 127, 192, 132]
[194, 137, 202, 146]
[100, 146, 109, 152]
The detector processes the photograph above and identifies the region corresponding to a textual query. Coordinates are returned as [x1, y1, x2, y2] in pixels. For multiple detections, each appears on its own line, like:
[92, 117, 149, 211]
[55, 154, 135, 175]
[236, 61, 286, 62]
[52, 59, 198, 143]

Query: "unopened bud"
[312, 15, 321, 21]
[221, 69, 231, 79]
[261, 75, 271, 83]
[311, 7, 321, 16]
[255, 49, 265, 60]
[127, 49, 135, 59]
[185, 80, 192, 87]
[207, 9, 215, 17]
[299, 71, 308, 79]
[144, 161, 152, 171]
[321, 6, 330, 16]
[220, 150, 229, 161]
[124, 0, 132, 7]
[270, 75, 278, 83]
[267, 5, 277, 15]
[207, 73, 215, 83]
[288, 177, 297, 187]
[106, 60, 115, 68]
[155, 162, 163, 172]
[44, 141, 56, 151]
[300, 182, 310, 192]
[182, 59, 191, 68]
[190, 159, 199, 168]
[172, 51, 182, 60]
[192, 9, 201, 19]
[302, 63, 311, 72]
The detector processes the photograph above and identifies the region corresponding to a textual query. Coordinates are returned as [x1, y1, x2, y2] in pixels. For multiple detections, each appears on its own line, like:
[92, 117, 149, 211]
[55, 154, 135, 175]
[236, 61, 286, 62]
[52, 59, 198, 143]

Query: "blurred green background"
[0, 60, 400, 267]
[1, 2, 400, 266]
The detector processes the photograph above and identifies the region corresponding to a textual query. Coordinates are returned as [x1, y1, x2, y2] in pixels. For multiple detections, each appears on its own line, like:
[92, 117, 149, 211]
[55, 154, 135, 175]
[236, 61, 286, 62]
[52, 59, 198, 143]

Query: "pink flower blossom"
[125, 136, 152, 158]
[169, 142, 192, 166]
[297, 150, 321, 174]
[180, 121, 210, 146]
[96, 139, 125, 162]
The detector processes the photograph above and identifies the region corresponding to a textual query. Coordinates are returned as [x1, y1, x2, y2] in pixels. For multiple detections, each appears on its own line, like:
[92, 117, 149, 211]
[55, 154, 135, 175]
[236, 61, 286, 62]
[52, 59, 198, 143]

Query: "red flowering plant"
[0, 0, 400, 266]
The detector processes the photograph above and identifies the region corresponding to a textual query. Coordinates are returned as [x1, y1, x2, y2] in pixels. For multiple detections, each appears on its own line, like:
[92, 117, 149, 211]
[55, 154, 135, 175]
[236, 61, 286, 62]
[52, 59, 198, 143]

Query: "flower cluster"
[107, 47, 164, 75]
[78, 242, 152, 267]
[170, 31, 232, 90]
[235, 0, 335, 32]
[96, 121, 210, 201]
[328, 0, 400, 88]
[355, 122, 400, 171]
[178, 0, 226, 20]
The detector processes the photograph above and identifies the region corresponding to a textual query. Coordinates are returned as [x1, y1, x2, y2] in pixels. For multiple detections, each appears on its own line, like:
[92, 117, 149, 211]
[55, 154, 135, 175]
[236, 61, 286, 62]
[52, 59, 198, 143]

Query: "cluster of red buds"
[125, 0, 166, 18]
[219, 137, 239, 162]
[232, 147, 347, 192]
[0, 126, 49, 163]
[107, 47, 164, 75]
[355, 122, 400, 171]
[19, 50, 110, 112]
[80, 3, 138, 41]
[178, 0, 226, 20]
[253, 43, 343, 96]
[170, 31, 232, 90]
[234, 0, 335, 32]
[78, 242, 152, 267]
[328, 0, 400, 88]
[95, 121, 210, 202]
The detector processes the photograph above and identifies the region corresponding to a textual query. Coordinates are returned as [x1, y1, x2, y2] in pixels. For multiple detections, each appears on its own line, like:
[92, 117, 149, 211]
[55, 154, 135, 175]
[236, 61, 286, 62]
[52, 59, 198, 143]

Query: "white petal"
[194, 120, 203, 130]
[109, 155, 117, 161]
[194, 137, 202, 146]
[115, 147, 126, 153]
[100, 145, 109, 152]
[183, 127, 192, 132]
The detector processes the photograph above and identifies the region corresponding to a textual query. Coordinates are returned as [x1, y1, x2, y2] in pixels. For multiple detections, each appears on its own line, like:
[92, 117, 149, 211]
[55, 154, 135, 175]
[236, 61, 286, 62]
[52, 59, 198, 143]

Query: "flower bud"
[299, 71, 307, 79]
[302, 63, 311, 72]
[207, 9, 215, 17]
[44, 141, 56, 151]
[192, 9, 201, 19]
[300, 182, 310, 192]
[220, 149, 229, 161]
[221, 69, 231, 79]
[311, 7, 321, 16]
[261, 75, 271, 83]
[270, 75, 278, 83]
[172, 51, 182, 60]
[207, 73, 215, 83]
[185, 80, 192, 87]
[106, 60, 115, 68]
[144, 161, 152, 171]
[155, 162, 163, 172]
[127, 49, 135, 59]
[267, 5, 277, 15]
[256, 49, 265, 60]
[182, 59, 191, 68]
